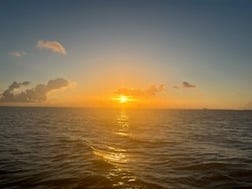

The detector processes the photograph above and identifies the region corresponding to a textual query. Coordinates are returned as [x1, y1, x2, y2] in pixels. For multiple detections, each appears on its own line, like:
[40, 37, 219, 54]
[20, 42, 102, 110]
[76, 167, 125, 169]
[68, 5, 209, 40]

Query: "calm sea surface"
[0, 107, 251, 189]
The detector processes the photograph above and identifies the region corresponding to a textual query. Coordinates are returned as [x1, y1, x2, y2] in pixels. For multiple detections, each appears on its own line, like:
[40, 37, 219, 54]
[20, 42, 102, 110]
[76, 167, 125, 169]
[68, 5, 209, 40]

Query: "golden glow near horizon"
[113, 95, 135, 104]
[119, 95, 128, 104]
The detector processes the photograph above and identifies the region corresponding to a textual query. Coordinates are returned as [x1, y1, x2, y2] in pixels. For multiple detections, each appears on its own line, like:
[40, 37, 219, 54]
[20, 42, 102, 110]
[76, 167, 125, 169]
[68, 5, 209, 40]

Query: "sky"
[0, 0, 251, 109]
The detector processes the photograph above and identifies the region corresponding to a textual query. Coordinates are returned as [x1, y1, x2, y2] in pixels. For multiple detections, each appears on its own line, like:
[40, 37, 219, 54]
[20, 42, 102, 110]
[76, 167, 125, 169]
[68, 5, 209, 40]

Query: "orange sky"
[0, 1, 251, 109]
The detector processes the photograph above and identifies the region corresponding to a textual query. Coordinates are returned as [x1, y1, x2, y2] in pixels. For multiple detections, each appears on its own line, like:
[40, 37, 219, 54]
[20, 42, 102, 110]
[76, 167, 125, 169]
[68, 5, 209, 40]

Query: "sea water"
[0, 107, 252, 189]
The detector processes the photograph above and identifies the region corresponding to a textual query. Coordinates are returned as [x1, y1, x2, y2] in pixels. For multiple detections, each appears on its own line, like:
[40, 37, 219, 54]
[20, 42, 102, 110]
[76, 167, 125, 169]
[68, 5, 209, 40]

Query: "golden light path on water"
[91, 110, 137, 188]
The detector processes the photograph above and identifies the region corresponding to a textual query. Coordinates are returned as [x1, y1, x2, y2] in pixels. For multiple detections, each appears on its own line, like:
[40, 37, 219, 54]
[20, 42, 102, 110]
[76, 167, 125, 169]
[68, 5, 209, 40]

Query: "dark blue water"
[0, 107, 252, 189]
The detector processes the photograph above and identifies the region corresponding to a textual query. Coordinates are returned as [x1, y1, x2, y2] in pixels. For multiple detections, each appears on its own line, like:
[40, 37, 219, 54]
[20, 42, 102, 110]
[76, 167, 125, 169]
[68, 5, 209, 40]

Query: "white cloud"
[9, 51, 26, 57]
[0, 78, 70, 102]
[37, 40, 66, 55]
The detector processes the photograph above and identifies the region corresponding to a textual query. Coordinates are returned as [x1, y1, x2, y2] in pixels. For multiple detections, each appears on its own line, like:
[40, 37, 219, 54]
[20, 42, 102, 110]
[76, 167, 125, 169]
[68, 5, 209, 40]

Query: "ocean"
[0, 107, 251, 189]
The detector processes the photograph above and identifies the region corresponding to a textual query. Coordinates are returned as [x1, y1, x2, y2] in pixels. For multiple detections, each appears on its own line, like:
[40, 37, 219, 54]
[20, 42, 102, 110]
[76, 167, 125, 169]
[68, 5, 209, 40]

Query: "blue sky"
[0, 0, 251, 108]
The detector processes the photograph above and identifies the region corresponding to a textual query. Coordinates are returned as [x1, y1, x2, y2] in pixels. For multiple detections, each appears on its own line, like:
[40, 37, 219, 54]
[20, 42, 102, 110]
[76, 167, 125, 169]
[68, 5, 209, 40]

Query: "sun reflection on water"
[92, 110, 129, 164]
[91, 110, 139, 187]
[93, 148, 128, 163]
[116, 110, 129, 137]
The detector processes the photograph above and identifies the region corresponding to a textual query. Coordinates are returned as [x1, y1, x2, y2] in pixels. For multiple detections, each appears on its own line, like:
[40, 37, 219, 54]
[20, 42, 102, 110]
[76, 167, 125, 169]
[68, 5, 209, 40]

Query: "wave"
[0, 108, 252, 189]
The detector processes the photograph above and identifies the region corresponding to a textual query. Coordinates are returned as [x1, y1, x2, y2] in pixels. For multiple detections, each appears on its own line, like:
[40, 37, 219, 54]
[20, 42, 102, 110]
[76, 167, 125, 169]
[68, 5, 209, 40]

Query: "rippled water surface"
[0, 107, 252, 189]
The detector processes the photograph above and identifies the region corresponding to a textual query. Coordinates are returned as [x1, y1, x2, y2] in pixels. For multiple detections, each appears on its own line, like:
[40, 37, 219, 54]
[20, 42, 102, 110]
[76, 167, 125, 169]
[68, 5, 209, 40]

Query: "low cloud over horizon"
[37, 40, 66, 55]
[114, 84, 166, 97]
[244, 102, 252, 109]
[0, 78, 70, 103]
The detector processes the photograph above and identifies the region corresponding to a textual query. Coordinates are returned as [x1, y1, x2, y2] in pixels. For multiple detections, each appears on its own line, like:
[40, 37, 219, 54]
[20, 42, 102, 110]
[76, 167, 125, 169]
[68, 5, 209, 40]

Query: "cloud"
[114, 84, 166, 97]
[37, 40, 66, 55]
[9, 51, 27, 57]
[0, 78, 69, 103]
[172, 85, 180, 89]
[244, 102, 252, 109]
[182, 81, 196, 88]
[146, 84, 166, 95]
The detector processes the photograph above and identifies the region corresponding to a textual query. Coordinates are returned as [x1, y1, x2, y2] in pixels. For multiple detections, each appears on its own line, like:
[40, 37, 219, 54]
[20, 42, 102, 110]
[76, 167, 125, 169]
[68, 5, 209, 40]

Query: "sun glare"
[111, 94, 137, 105]
[119, 95, 129, 104]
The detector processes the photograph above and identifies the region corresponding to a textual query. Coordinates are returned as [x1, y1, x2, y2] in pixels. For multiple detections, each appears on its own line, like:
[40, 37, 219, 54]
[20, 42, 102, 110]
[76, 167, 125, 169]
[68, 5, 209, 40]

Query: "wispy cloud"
[172, 85, 180, 89]
[0, 78, 70, 103]
[171, 81, 197, 89]
[37, 40, 66, 55]
[244, 102, 252, 109]
[114, 84, 166, 97]
[182, 81, 196, 88]
[9, 51, 27, 57]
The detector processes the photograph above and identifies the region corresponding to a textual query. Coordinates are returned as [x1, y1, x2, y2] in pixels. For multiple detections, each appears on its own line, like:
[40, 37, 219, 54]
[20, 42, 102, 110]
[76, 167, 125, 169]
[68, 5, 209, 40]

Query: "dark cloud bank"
[0, 78, 69, 103]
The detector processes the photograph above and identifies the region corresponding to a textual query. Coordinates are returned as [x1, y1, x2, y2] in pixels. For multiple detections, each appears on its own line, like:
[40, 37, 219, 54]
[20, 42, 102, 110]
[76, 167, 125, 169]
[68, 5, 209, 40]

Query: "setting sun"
[112, 95, 136, 105]
[119, 95, 128, 104]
